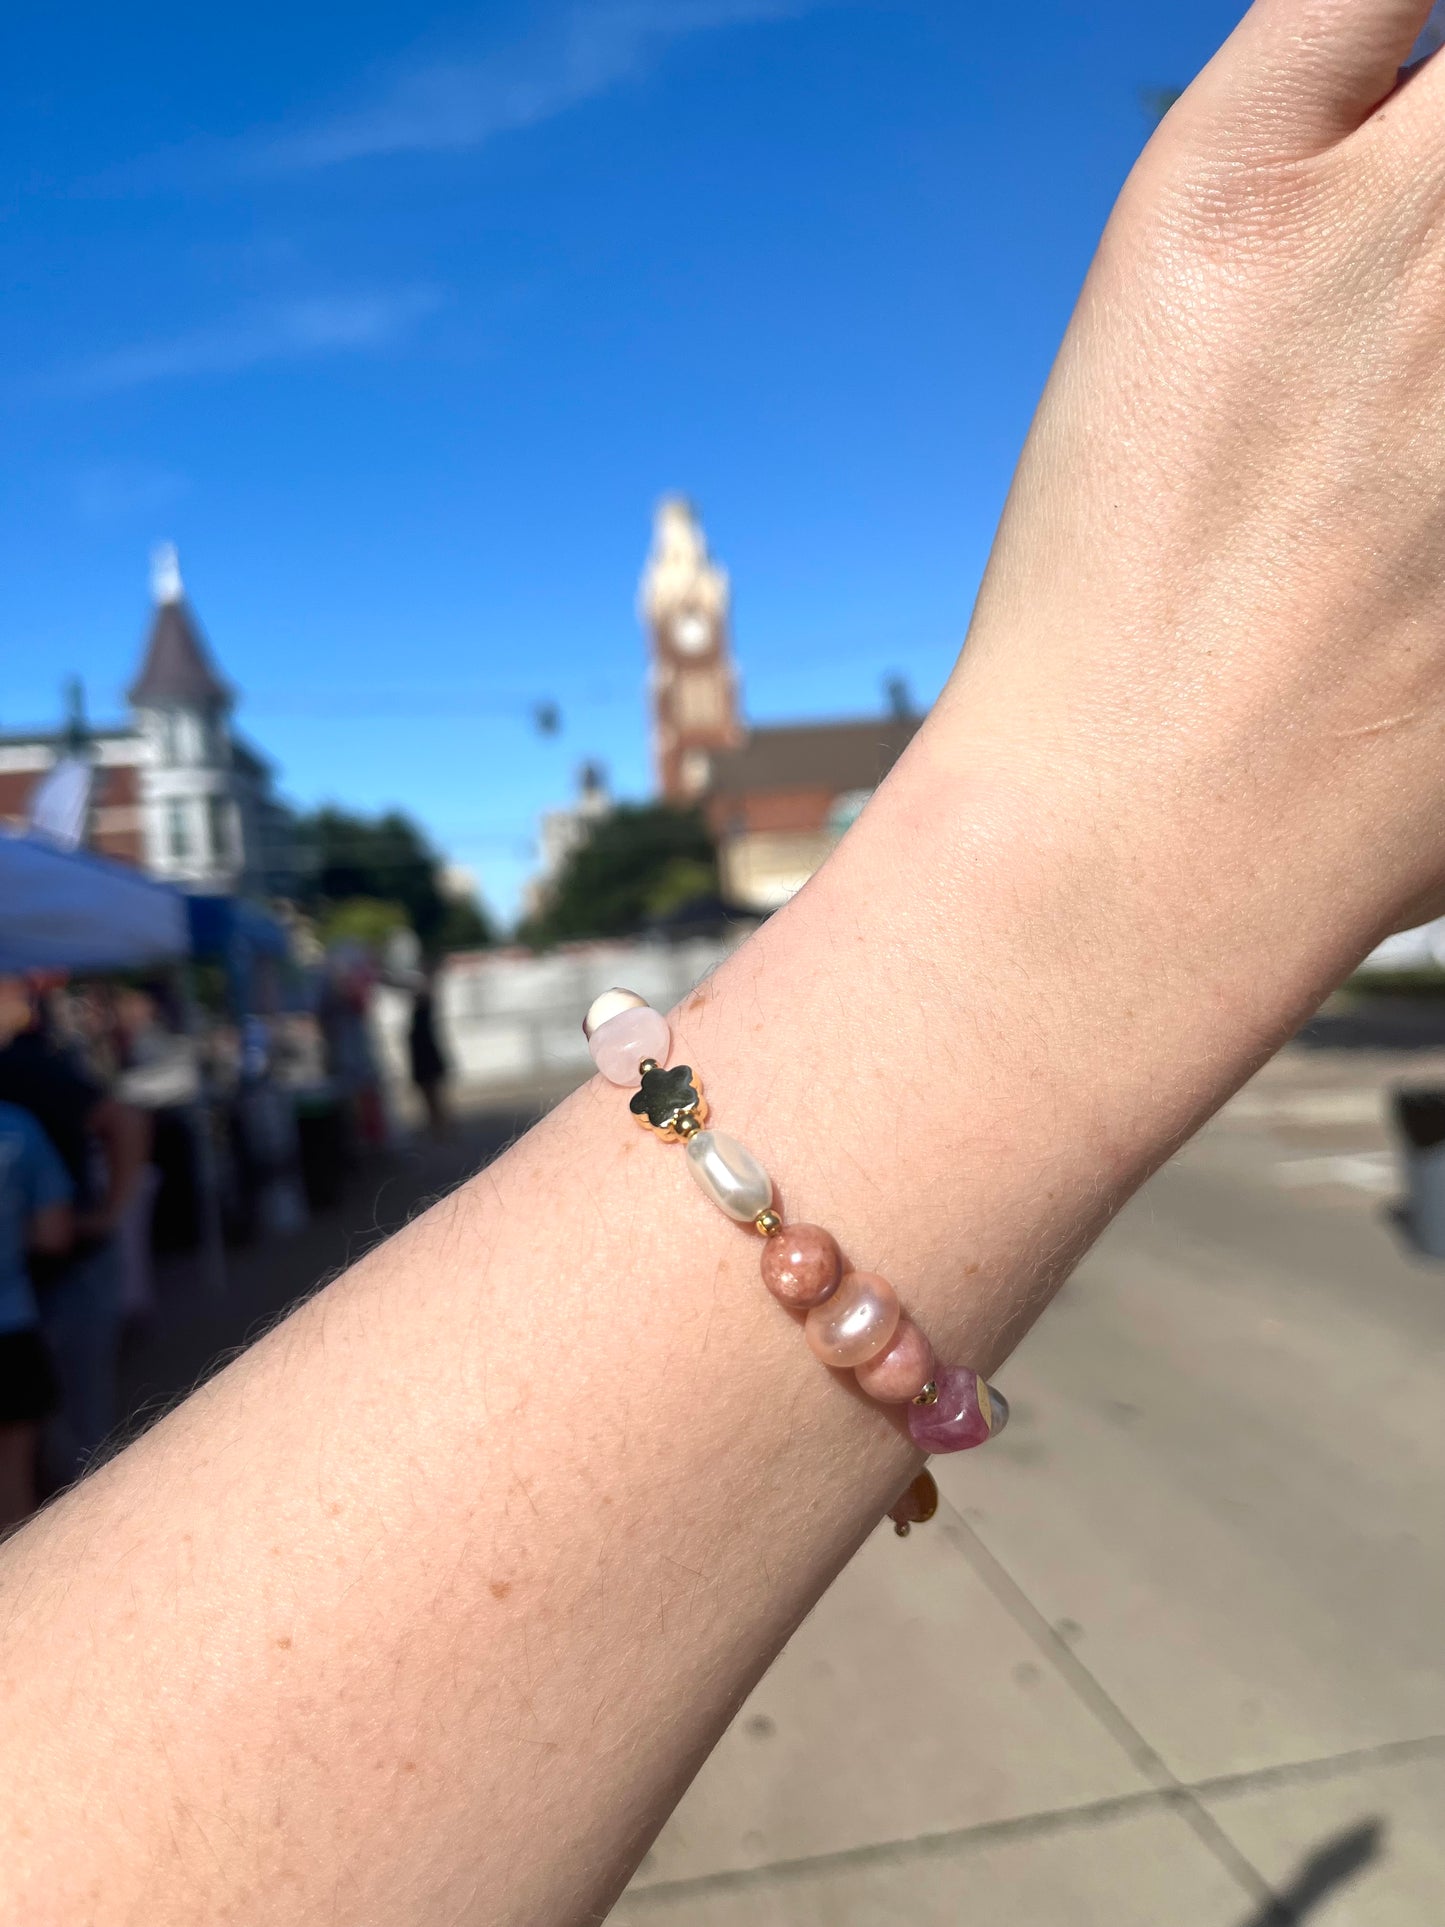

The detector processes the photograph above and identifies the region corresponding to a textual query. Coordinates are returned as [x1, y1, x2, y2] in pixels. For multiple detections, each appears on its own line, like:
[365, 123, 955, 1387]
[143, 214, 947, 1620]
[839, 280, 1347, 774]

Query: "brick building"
[0, 546, 295, 895]
[638, 500, 919, 912]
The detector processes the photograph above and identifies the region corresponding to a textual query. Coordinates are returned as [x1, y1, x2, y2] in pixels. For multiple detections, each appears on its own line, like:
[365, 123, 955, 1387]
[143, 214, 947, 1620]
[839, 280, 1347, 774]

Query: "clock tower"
[639, 497, 743, 801]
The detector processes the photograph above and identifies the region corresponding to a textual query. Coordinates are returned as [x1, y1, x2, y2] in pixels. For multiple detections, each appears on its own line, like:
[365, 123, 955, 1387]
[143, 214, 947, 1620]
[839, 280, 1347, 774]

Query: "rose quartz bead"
[589, 1006, 670, 1086]
[854, 1317, 935, 1404]
[804, 1270, 900, 1368]
[582, 987, 648, 1040]
[907, 1365, 1009, 1454]
[761, 1224, 841, 1309]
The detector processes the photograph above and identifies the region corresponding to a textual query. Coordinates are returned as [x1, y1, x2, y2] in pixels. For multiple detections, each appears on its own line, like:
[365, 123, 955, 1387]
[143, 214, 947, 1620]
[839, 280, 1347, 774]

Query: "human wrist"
[673, 710, 1347, 1369]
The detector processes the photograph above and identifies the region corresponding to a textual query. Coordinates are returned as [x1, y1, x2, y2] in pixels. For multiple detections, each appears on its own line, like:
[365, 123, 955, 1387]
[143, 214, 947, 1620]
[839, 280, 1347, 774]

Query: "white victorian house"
[0, 546, 296, 895]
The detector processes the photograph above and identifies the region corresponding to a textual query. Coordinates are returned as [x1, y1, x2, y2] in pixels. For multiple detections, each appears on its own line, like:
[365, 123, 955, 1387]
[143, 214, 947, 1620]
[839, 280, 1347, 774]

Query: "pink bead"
[761, 1224, 841, 1309]
[804, 1270, 900, 1368]
[907, 1366, 1008, 1454]
[589, 1006, 670, 1086]
[854, 1317, 935, 1403]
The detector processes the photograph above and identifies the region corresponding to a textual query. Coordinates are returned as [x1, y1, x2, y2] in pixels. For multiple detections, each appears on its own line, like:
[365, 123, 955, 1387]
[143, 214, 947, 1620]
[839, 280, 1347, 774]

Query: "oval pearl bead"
[907, 1366, 1008, 1454]
[854, 1317, 935, 1403]
[760, 1224, 841, 1309]
[685, 1130, 772, 1222]
[804, 1270, 899, 1368]
[582, 987, 648, 1041]
[589, 1006, 670, 1086]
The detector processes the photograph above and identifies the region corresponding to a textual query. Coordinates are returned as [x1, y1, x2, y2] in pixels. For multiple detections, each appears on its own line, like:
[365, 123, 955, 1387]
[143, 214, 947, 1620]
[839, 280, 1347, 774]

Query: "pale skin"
[5, 1, 1445, 1919]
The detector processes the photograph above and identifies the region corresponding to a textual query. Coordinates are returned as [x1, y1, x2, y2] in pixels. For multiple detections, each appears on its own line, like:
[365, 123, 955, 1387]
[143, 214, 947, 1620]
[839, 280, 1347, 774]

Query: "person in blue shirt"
[0, 1100, 72, 1529]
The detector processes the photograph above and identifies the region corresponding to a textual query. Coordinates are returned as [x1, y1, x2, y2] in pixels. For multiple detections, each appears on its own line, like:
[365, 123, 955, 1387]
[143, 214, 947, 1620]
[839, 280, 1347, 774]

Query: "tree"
[294, 806, 494, 954]
[522, 804, 718, 948]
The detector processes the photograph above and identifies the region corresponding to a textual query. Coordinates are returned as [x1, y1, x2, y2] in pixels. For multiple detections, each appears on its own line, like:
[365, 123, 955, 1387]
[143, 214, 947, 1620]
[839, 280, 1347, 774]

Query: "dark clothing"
[408, 992, 448, 1089]
[0, 1033, 102, 1212]
[0, 1035, 121, 1477]
[40, 1241, 122, 1478]
[0, 1328, 60, 1426]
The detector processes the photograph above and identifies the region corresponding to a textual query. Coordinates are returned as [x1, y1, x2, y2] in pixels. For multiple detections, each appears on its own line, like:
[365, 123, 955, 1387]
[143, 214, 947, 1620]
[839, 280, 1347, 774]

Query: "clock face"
[671, 609, 713, 656]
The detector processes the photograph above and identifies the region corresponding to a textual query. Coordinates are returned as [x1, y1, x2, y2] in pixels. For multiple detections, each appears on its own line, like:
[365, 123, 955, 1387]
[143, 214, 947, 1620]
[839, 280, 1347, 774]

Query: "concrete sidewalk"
[613, 1047, 1445, 1924]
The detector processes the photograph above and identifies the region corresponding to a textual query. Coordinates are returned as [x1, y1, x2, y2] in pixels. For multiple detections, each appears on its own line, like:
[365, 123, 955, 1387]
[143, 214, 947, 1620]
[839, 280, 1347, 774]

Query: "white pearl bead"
[582, 987, 648, 1041]
[686, 1130, 772, 1222]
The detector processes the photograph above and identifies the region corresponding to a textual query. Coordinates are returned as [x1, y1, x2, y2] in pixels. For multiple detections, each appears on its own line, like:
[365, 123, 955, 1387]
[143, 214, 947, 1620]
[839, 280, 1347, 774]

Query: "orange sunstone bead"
[760, 1224, 841, 1309]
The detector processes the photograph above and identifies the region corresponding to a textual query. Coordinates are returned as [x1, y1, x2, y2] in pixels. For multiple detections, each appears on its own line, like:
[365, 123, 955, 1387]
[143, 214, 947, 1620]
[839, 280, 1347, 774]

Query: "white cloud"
[56, 287, 442, 395]
[72, 460, 191, 520]
[239, 0, 817, 175]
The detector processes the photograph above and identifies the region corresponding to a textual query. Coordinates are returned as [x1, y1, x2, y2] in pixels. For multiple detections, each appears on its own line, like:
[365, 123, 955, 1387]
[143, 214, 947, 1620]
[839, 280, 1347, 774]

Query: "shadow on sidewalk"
[1234, 1818, 1383, 1926]
[1299, 998, 1445, 1051]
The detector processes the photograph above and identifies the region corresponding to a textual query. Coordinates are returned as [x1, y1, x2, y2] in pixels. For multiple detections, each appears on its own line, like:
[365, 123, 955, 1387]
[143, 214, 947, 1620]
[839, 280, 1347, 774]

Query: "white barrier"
[372, 933, 749, 1098]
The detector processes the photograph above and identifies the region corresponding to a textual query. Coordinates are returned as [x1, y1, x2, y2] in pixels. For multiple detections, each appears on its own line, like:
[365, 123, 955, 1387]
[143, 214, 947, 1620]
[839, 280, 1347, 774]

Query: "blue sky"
[2, 0, 1247, 918]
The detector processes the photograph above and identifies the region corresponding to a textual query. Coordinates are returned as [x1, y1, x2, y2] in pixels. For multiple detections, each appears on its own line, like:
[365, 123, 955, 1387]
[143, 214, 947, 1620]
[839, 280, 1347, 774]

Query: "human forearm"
[0, 727, 1331, 1927]
[9, 0, 1445, 1914]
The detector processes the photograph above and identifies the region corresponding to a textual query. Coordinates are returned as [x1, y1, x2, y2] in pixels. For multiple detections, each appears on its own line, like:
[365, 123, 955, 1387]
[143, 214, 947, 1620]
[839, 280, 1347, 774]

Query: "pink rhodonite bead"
[906, 1366, 1008, 1453]
[588, 1006, 670, 1086]
[854, 1317, 935, 1403]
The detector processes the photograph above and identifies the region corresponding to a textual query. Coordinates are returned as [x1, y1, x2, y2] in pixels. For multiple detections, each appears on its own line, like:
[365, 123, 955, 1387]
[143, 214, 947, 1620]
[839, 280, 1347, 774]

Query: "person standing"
[0, 978, 146, 1483]
[0, 1101, 72, 1529]
[407, 967, 451, 1140]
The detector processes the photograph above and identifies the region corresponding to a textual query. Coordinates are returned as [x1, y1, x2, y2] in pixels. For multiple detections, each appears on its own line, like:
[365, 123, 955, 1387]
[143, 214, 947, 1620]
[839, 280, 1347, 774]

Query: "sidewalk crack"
[936, 1501, 1278, 1913]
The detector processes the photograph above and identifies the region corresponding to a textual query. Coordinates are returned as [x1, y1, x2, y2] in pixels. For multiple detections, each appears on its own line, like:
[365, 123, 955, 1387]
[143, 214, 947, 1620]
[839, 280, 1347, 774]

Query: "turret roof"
[126, 546, 232, 708]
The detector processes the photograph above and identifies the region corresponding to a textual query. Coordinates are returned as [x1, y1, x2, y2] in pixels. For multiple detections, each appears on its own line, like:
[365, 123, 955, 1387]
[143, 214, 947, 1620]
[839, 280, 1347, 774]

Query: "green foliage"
[318, 897, 409, 951]
[1343, 968, 1445, 1002]
[522, 804, 718, 948]
[294, 806, 494, 954]
[433, 896, 493, 953]
[644, 857, 717, 919]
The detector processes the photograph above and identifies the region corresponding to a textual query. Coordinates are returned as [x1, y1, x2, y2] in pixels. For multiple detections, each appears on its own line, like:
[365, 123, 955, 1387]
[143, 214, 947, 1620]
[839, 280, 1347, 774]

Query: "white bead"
[686, 1130, 772, 1222]
[582, 987, 648, 1041]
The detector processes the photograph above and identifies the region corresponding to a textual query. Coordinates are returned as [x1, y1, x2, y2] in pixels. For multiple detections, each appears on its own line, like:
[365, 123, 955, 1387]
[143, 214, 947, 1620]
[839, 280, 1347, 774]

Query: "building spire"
[128, 546, 233, 709]
[151, 541, 183, 606]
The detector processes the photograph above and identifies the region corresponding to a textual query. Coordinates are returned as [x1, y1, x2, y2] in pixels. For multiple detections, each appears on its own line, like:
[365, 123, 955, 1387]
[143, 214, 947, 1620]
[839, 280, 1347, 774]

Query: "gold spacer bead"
[639, 1058, 659, 1076]
[673, 1112, 702, 1141]
[912, 1380, 939, 1407]
[754, 1209, 782, 1238]
[893, 1520, 911, 1538]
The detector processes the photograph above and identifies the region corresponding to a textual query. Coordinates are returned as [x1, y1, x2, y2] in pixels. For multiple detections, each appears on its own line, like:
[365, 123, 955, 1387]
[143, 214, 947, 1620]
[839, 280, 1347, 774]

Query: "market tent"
[0, 832, 189, 973]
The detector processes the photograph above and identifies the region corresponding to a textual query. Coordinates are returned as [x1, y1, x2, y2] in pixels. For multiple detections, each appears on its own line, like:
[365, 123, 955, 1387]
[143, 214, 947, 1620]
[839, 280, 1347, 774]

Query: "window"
[208, 794, 234, 867]
[678, 749, 711, 795]
[167, 800, 190, 860]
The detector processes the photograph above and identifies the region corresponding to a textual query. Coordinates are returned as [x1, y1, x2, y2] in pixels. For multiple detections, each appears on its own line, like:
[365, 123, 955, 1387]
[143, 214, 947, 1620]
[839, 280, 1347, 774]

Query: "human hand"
[946, 0, 1445, 954]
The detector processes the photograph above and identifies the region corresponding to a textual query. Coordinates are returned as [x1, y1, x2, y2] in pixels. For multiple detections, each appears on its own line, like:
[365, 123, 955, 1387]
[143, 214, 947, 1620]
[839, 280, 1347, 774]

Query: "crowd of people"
[0, 957, 455, 1531]
[0, 975, 149, 1529]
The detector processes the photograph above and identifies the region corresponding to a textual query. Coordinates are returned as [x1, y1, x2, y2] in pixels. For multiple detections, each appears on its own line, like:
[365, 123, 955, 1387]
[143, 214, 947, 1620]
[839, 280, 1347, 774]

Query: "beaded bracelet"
[584, 988, 1008, 1537]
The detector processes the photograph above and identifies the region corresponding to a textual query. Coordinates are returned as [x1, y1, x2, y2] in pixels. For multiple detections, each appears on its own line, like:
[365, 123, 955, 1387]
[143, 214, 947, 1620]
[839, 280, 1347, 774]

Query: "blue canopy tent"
[0, 832, 189, 972]
[0, 832, 227, 1292]
[184, 895, 290, 1026]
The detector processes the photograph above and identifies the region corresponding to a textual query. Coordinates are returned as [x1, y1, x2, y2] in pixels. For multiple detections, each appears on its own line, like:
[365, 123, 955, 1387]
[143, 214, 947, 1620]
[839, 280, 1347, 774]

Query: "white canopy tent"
[0, 832, 188, 974]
